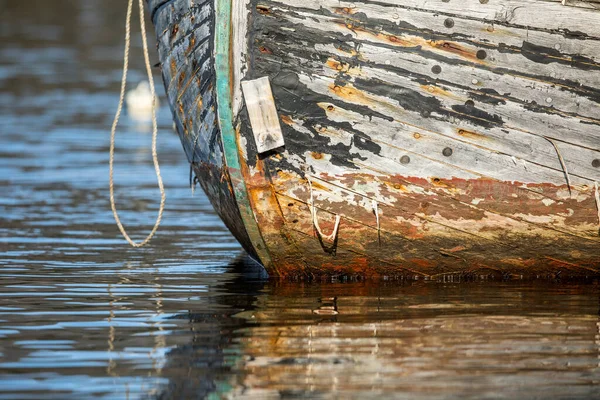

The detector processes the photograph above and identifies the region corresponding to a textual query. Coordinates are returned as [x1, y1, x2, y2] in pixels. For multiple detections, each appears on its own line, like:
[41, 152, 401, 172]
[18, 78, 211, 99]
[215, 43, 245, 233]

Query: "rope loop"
[109, 0, 166, 247]
[307, 176, 341, 243]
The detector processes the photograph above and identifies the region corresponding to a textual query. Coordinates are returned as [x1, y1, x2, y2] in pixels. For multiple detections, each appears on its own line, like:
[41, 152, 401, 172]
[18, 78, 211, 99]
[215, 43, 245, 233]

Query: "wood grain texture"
[149, 0, 259, 258]
[233, 0, 600, 277]
[241, 77, 285, 153]
[149, 0, 600, 277]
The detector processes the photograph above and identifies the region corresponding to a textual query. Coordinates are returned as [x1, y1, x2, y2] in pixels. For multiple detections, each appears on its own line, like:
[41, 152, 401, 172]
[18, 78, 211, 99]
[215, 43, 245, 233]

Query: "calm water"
[1, 1, 600, 399]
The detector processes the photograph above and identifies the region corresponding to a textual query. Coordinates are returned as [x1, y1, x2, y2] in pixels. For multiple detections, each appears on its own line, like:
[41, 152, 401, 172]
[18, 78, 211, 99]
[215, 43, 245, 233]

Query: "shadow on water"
[2, 1, 600, 399]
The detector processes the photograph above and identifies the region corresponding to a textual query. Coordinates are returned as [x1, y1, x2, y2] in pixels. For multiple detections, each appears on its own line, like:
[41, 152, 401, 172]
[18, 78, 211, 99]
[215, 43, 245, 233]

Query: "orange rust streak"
[457, 128, 489, 141]
[333, 20, 486, 65]
[332, 7, 357, 15]
[184, 35, 196, 56]
[280, 115, 293, 125]
[429, 41, 486, 64]
[419, 84, 463, 101]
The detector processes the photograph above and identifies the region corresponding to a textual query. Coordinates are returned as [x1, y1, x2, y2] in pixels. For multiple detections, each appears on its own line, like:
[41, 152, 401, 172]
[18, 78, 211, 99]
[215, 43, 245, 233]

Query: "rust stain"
[333, 7, 357, 15]
[325, 58, 364, 76]
[256, 5, 271, 15]
[170, 24, 179, 42]
[280, 115, 293, 125]
[185, 35, 196, 56]
[457, 128, 489, 141]
[419, 84, 463, 101]
[169, 58, 177, 79]
[177, 71, 185, 91]
[177, 101, 188, 135]
[429, 41, 486, 64]
[330, 84, 370, 105]
[252, 168, 600, 278]
[332, 20, 487, 66]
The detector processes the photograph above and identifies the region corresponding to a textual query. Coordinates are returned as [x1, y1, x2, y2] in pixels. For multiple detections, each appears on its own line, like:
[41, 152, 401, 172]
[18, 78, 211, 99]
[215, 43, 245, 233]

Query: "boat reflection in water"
[157, 265, 600, 399]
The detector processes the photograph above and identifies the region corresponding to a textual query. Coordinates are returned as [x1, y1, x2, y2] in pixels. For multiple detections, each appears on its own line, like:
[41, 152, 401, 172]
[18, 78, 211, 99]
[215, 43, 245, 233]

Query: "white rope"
[307, 176, 341, 242]
[109, 0, 166, 247]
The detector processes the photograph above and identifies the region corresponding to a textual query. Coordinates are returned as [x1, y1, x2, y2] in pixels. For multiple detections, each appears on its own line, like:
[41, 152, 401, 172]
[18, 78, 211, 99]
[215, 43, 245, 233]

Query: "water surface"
[1, 1, 600, 399]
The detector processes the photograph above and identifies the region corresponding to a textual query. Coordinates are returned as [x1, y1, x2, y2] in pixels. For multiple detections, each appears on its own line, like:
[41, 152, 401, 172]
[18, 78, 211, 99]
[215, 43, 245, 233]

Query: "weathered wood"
[241, 77, 285, 153]
[232, 0, 250, 116]
[149, 0, 262, 261]
[149, 0, 600, 278]
[271, 0, 600, 38]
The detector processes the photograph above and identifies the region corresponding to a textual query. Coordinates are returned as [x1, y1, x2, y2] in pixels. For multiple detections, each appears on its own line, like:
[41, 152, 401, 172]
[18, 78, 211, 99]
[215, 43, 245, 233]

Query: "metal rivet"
[443, 147, 453, 157]
[385, 60, 391, 65]
[432, 65, 442, 74]
[554, 43, 561, 51]
[400, 155, 411, 164]
[414, 133, 421, 139]
[465, 100, 475, 110]
[479, 0, 489, 3]
[592, 159, 600, 168]
[546, 97, 553, 104]
[471, 78, 479, 85]
[444, 18, 454, 28]
[476, 50, 487, 60]
[486, 25, 494, 32]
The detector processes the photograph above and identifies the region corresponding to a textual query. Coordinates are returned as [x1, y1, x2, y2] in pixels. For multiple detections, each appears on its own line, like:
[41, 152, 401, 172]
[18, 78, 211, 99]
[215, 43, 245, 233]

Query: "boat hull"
[150, 0, 600, 278]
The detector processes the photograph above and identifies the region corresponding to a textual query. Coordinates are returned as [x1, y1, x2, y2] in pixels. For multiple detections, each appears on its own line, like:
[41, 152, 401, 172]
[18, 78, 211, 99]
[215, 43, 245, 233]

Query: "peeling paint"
[149, 0, 600, 278]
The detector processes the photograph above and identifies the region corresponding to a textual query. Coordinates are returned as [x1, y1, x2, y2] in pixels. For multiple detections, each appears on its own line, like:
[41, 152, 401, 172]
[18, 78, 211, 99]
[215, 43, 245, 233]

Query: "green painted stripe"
[214, 0, 273, 268]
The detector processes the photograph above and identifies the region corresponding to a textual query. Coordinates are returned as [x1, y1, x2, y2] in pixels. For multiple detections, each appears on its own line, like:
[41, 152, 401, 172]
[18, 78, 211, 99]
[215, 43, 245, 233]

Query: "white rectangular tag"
[241, 77, 285, 154]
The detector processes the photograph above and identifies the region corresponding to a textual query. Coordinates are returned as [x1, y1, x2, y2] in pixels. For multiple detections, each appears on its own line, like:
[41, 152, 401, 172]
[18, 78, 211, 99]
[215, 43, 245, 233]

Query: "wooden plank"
[293, 73, 600, 187]
[215, 0, 275, 268]
[250, 5, 600, 176]
[314, 61, 600, 182]
[232, 0, 251, 116]
[265, 4, 600, 118]
[241, 77, 285, 153]
[268, 0, 600, 39]
[151, 0, 210, 31]
[268, 170, 600, 271]
[150, 0, 264, 258]
[274, 114, 600, 240]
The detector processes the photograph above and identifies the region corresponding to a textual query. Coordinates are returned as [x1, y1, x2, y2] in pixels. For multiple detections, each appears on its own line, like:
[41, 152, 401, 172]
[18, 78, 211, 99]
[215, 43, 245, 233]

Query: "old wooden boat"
[147, 0, 600, 278]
